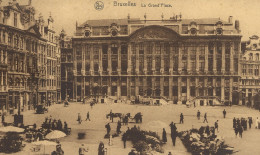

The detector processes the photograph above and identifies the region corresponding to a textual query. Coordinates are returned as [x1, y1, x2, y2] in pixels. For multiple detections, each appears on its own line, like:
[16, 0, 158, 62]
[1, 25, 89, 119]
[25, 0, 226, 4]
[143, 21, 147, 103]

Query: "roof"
[80, 18, 130, 27]
[182, 18, 230, 25]
[79, 18, 231, 27]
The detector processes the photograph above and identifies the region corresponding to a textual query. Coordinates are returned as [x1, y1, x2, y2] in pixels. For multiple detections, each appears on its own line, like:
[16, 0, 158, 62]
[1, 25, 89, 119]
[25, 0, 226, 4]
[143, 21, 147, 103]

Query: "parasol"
[0, 126, 24, 133]
[45, 130, 66, 139]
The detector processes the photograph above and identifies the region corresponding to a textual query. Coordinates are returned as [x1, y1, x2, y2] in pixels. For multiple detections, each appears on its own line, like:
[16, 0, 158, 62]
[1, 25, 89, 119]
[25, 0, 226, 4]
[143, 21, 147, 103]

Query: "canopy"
[0, 126, 24, 133]
[32, 140, 57, 146]
[45, 130, 66, 139]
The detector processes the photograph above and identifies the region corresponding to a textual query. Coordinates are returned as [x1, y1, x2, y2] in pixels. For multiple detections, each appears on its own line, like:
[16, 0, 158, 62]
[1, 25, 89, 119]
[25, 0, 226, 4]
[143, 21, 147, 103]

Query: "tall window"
[255, 65, 259, 76]
[14, 13, 17, 27]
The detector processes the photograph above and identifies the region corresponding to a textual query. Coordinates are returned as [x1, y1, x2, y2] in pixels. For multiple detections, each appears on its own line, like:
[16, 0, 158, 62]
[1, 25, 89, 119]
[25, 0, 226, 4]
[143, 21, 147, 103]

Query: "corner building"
[72, 16, 241, 105]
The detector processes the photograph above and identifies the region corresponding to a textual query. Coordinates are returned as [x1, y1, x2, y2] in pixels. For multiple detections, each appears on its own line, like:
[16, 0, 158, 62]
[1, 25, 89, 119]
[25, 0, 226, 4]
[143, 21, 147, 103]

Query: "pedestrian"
[255, 117, 259, 129]
[249, 117, 253, 129]
[223, 109, 226, 118]
[86, 112, 90, 121]
[205, 125, 210, 136]
[233, 117, 236, 129]
[105, 123, 111, 135]
[162, 128, 167, 143]
[116, 120, 121, 134]
[56, 144, 64, 155]
[197, 110, 200, 120]
[180, 113, 184, 124]
[194, 102, 196, 108]
[215, 120, 219, 132]
[238, 124, 243, 138]
[203, 113, 208, 123]
[77, 113, 82, 124]
[79, 144, 88, 155]
[1, 113, 5, 125]
[168, 152, 173, 155]
[234, 125, 239, 137]
[98, 141, 105, 155]
[122, 133, 127, 148]
[169, 122, 177, 146]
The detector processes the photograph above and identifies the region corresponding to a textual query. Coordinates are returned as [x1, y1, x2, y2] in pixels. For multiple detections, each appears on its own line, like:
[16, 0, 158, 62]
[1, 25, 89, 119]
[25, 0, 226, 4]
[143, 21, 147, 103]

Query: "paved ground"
[3, 102, 260, 155]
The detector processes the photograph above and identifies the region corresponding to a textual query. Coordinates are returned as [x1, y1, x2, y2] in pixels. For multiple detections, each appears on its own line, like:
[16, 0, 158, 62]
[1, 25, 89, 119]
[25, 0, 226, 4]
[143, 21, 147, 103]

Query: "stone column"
[1, 71, 3, 86]
[177, 77, 182, 104]
[230, 42, 234, 74]
[136, 44, 139, 74]
[135, 77, 139, 96]
[221, 42, 225, 74]
[81, 45, 85, 76]
[169, 43, 173, 75]
[196, 45, 199, 73]
[117, 77, 121, 99]
[204, 77, 208, 105]
[0, 50, 3, 62]
[90, 44, 94, 75]
[127, 77, 130, 99]
[144, 42, 147, 74]
[107, 77, 111, 96]
[237, 43, 241, 75]
[178, 43, 182, 74]
[143, 77, 147, 96]
[127, 43, 131, 74]
[195, 77, 199, 105]
[152, 77, 155, 97]
[160, 77, 164, 97]
[221, 77, 225, 101]
[108, 44, 112, 75]
[213, 43, 217, 74]
[160, 42, 164, 74]
[187, 77, 190, 102]
[187, 46, 191, 74]
[169, 77, 173, 100]
[99, 44, 103, 74]
[205, 43, 208, 74]
[117, 43, 121, 74]
[152, 42, 156, 74]
[229, 77, 233, 102]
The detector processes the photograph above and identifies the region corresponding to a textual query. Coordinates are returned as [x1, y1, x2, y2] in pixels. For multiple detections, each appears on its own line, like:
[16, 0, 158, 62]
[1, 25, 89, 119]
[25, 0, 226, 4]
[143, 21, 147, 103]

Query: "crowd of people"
[233, 117, 259, 138]
[41, 116, 70, 135]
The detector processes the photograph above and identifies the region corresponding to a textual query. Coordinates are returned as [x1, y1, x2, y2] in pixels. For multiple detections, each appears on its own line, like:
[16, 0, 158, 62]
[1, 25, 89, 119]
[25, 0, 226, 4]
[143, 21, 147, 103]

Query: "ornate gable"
[130, 26, 179, 41]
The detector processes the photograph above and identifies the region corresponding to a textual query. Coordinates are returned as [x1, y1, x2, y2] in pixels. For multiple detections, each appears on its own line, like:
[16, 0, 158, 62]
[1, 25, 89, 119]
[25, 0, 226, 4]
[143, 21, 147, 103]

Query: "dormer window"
[84, 30, 91, 37]
[190, 28, 197, 35]
[216, 21, 223, 35]
[110, 23, 119, 37]
[111, 29, 118, 36]
[216, 28, 223, 35]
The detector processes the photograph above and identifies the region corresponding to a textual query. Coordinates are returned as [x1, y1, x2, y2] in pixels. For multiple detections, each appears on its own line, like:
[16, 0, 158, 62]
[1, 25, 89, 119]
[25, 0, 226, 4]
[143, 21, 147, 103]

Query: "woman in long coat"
[162, 128, 167, 143]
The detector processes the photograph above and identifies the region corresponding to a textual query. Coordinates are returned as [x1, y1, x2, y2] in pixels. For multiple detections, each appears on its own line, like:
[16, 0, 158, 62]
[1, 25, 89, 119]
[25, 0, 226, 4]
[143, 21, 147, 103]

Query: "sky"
[3, 0, 260, 40]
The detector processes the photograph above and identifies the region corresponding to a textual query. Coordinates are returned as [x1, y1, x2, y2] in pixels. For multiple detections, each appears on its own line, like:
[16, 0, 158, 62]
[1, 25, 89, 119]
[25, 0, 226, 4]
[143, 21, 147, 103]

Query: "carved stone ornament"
[130, 26, 179, 41]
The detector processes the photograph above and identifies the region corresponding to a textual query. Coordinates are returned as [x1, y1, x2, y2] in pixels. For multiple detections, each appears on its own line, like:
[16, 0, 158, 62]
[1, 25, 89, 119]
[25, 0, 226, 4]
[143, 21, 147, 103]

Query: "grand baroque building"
[0, 0, 60, 112]
[71, 15, 242, 105]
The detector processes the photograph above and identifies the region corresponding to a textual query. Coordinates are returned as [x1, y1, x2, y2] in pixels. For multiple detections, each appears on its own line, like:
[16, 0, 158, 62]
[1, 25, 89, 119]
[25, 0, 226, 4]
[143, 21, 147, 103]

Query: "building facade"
[59, 30, 73, 101]
[0, 0, 60, 112]
[240, 35, 260, 106]
[72, 15, 241, 105]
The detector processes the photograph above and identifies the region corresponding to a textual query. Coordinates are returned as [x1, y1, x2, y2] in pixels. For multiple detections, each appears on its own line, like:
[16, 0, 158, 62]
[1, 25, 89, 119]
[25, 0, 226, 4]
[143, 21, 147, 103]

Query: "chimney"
[235, 20, 240, 31]
[228, 16, 233, 24]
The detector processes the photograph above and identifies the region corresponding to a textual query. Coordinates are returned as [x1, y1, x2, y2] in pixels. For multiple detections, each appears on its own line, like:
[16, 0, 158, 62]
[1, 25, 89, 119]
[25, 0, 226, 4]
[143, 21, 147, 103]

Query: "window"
[131, 43, 136, 54]
[199, 46, 205, 55]
[111, 44, 118, 54]
[256, 54, 259, 61]
[155, 43, 161, 54]
[121, 44, 127, 54]
[14, 13, 17, 27]
[139, 43, 144, 55]
[217, 42, 222, 54]
[255, 65, 259, 76]
[242, 65, 246, 75]
[249, 53, 253, 60]
[199, 62, 204, 71]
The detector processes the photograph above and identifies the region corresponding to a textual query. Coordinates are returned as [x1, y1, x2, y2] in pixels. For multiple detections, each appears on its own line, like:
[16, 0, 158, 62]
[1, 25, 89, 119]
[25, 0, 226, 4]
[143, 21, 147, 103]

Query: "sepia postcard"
[0, 0, 259, 155]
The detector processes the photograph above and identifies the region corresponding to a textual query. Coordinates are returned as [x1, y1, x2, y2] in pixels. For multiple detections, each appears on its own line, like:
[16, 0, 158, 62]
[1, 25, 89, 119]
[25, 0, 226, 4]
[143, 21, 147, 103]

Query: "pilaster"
[221, 42, 225, 74]
[205, 43, 208, 74]
[177, 77, 182, 104]
[178, 43, 182, 74]
[230, 42, 234, 74]
[169, 76, 173, 100]
[213, 43, 217, 74]
[221, 77, 225, 101]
